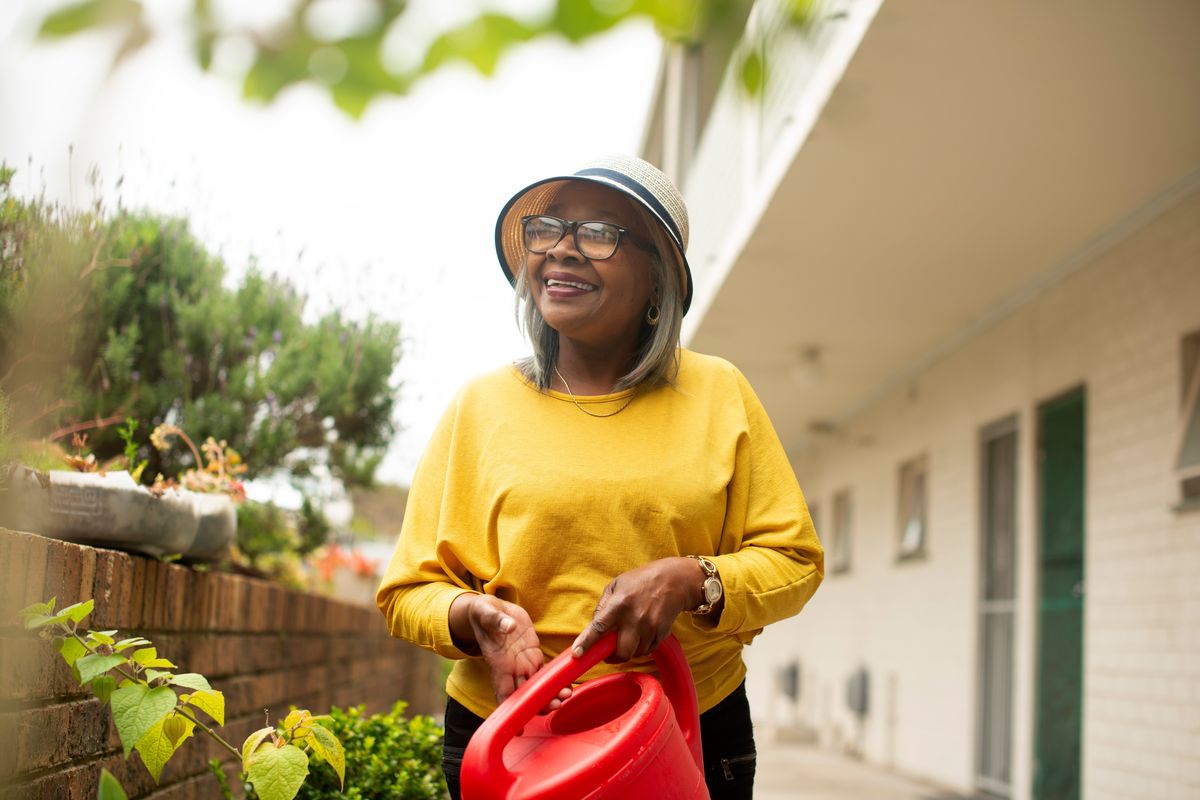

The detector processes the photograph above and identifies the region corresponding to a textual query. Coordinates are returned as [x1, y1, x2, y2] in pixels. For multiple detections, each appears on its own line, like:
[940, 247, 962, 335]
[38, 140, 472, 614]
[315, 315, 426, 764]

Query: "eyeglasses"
[520, 215, 654, 261]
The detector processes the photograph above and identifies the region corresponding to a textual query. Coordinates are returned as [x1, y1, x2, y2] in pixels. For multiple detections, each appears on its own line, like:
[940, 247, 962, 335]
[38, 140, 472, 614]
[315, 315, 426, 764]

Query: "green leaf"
[307, 721, 345, 789]
[110, 684, 178, 756]
[242, 726, 275, 770]
[169, 673, 212, 692]
[131, 647, 176, 668]
[134, 713, 195, 783]
[281, 709, 311, 735]
[243, 46, 309, 103]
[56, 636, 89, 668]
[114, 637, 152, 652]
[24, 612, 70, 630]
[97, 768, 129, 800]
[738, 48, 766, 96]
[17, 598, 56, 624]
[420, 13, 537, 76]
[92, 674, 117, 703]
[77, 653, 127, 684]
[61, 599, 94, 623]
[185, 689, 225, 726]
[247, 743, 309, 800]
[89, 630, 118, 645]
[37, 0, 141, 38]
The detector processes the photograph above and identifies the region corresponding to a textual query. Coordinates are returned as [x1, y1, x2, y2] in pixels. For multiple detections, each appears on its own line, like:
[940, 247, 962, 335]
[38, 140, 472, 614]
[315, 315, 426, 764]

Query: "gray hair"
[513, 205, 683, 392]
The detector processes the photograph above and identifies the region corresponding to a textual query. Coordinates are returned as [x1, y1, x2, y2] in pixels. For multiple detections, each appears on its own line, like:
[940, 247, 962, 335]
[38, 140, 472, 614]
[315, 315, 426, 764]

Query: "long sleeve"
[700, 367, 824, 641]
[376, 393, 477, 660]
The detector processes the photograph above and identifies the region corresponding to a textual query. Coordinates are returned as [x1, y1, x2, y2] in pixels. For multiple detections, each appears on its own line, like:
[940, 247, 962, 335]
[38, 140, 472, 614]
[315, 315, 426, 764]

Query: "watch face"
[704, 577, 723, 604]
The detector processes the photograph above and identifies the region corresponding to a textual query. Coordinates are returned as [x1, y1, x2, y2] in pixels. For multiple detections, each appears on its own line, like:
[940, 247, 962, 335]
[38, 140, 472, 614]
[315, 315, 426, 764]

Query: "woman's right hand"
[449, 594, 568, 708]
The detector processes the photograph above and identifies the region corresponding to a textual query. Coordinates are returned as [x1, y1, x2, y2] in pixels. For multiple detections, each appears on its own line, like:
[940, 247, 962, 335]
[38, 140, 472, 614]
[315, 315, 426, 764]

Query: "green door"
[1034, 389, 1086, 800]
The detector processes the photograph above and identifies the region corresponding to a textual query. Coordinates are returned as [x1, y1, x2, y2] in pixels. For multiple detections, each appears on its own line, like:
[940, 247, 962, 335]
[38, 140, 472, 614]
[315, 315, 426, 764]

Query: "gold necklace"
[553, 364, 635, 418]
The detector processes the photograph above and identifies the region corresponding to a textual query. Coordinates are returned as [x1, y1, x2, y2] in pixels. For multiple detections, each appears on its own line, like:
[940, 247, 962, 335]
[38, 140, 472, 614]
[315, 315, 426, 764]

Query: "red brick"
[16, 702, 71, 772]
[0, 530, 18, 626]
[89, 549, 117, 628]
[127, 554, 147, 630]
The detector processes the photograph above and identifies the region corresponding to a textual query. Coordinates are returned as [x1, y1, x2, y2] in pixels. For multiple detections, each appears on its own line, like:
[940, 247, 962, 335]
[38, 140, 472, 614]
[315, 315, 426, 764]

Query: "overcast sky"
[0, 0, 662, 486]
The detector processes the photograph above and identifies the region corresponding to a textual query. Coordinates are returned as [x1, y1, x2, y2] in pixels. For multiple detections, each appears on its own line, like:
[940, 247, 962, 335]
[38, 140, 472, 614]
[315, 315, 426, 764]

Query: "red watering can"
[460, 632, 709, 800]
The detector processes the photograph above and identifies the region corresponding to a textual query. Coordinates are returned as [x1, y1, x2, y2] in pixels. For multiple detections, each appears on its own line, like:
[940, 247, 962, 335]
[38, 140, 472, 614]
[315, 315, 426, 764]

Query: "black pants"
[442, 681, 756, 800]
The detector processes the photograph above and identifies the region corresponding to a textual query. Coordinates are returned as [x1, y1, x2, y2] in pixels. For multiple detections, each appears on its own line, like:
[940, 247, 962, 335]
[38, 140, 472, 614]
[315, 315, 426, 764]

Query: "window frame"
[896, 454, 929, 561]
[830, 489, 853, 574]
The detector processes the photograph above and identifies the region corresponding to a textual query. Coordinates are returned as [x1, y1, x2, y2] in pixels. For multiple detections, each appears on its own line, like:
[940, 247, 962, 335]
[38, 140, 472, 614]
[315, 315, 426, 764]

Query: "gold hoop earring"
[646, 304, 661, 326]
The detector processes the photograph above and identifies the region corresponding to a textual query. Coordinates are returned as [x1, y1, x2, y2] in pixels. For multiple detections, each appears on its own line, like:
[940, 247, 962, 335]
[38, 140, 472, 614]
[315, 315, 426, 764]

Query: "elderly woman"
[377, 155, 823, 800]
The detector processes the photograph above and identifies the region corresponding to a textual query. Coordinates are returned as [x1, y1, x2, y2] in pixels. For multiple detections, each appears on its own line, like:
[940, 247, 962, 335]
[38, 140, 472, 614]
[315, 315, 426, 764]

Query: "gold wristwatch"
[687, 555, 723, 615]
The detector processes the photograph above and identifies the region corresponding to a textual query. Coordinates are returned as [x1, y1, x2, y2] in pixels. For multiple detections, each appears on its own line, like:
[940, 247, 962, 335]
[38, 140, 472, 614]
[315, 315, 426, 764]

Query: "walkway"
[754, 731, 970, 800]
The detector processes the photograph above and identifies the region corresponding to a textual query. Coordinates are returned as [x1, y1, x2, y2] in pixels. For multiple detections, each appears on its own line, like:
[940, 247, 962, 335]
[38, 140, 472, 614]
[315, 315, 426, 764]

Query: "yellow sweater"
[376, 349, 823, 718]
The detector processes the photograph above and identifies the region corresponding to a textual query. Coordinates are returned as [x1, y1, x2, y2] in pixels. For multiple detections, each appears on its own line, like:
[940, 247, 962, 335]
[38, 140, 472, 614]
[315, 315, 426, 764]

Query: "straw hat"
[494, 155, 694, 315]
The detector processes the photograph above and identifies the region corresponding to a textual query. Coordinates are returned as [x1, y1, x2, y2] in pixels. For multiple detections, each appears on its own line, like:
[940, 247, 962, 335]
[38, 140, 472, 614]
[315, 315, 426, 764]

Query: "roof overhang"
[687, 0, 1200, 453]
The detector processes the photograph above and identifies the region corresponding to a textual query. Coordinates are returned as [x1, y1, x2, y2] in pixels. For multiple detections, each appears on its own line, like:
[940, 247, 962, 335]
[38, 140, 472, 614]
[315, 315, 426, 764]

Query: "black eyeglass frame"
[520, 215, 656, 260]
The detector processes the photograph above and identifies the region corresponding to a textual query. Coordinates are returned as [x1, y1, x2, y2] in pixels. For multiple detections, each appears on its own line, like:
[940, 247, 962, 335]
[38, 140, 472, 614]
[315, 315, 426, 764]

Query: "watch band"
[686, 555, 722, 615]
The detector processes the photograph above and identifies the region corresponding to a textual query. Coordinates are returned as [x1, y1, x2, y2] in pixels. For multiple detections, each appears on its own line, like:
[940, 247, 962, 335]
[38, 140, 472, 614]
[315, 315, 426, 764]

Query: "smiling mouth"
[545, 278, 596, 292]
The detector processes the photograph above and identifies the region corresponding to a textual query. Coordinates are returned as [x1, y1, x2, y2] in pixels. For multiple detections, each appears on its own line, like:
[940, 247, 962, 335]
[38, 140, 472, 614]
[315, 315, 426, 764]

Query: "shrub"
[296, 702, 446, 800]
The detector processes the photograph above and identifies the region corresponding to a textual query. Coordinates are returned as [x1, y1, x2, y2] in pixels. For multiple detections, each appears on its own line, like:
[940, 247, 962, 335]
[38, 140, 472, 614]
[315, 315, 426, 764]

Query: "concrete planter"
[188, 492, 237, 560]
[0, 468, 198, 557]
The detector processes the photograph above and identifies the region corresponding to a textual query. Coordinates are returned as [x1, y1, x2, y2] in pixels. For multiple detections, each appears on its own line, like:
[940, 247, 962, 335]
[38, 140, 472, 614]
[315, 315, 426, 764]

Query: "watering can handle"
[475, 632, 704, 789]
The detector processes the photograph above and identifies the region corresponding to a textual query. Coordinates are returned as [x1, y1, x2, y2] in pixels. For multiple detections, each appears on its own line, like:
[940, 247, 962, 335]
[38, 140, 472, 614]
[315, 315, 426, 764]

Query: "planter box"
[0, 468, 198, 558]
[189, 492, 237, 560]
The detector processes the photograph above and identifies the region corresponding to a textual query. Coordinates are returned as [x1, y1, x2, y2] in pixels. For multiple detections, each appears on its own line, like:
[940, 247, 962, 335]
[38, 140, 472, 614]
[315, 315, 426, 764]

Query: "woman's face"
[524, 182, 656, 352]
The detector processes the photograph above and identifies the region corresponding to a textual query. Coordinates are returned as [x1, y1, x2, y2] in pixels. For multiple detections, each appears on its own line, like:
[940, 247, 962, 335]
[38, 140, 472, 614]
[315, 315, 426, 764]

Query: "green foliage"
[237, 501, 297, 561]
[297, 496, 332, 554]
[27, 0, 758, 118]
[295, 703, 446, 800]
[0, 169, 401, 487]
[116, 417, 147, 482]
[19, 596, 344, 800]
[247, 744, 310, 800]
[97, 768, 130, 800]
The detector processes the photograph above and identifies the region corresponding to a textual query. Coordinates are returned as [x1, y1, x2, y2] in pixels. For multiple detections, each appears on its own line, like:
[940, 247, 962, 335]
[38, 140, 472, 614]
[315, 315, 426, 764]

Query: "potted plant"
[0, 430, 199, 557]
[150, 423, 246, 560]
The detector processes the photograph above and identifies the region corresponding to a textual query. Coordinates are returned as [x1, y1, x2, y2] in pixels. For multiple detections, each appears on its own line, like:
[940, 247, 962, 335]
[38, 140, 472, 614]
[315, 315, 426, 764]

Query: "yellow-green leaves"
[110, 684, 177, 757]
[56, 635, 88, 667]
[306, 721, 345, 789]
[97, 768, 129, 800]
[92, 675, 118, 703]
[131, 647, 177, 669]
[135, 712, 196, 782]
[169, 672, 212, 692]
[281, 709, 313, 739]
[185, 689, 225, 726]
[38, 0, 141, 38]
[17, 595, 345, 800]
[738, 49, 766, 97]
[62, 599, 95, 623]
[19, 597, 68, 629]
[77, 653, 127, 683]
[247, 743, 309, 800]
[243, 726, 276, 770]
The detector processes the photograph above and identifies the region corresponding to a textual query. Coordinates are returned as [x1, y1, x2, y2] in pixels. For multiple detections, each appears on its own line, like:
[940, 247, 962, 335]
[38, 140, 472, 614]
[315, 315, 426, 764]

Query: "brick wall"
[744, 186, 1200, 799]
[0, 527, 444, 799]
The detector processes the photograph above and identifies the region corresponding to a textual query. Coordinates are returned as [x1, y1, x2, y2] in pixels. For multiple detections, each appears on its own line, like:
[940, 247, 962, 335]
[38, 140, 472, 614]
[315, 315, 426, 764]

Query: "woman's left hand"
[570, 557, 701, 663]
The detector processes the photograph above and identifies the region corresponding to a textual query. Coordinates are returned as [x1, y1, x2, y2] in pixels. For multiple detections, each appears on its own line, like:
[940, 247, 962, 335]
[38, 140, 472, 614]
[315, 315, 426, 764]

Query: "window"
[1178, 331, 1200, 504]
[897, 455, 929, 559]
[831, 490, 852, 574]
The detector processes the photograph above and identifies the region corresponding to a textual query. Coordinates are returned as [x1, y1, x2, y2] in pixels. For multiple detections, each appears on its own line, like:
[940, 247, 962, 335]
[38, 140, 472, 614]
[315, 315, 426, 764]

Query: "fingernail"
[573, 646, 584, 658]
[499, 617, 514, 633]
